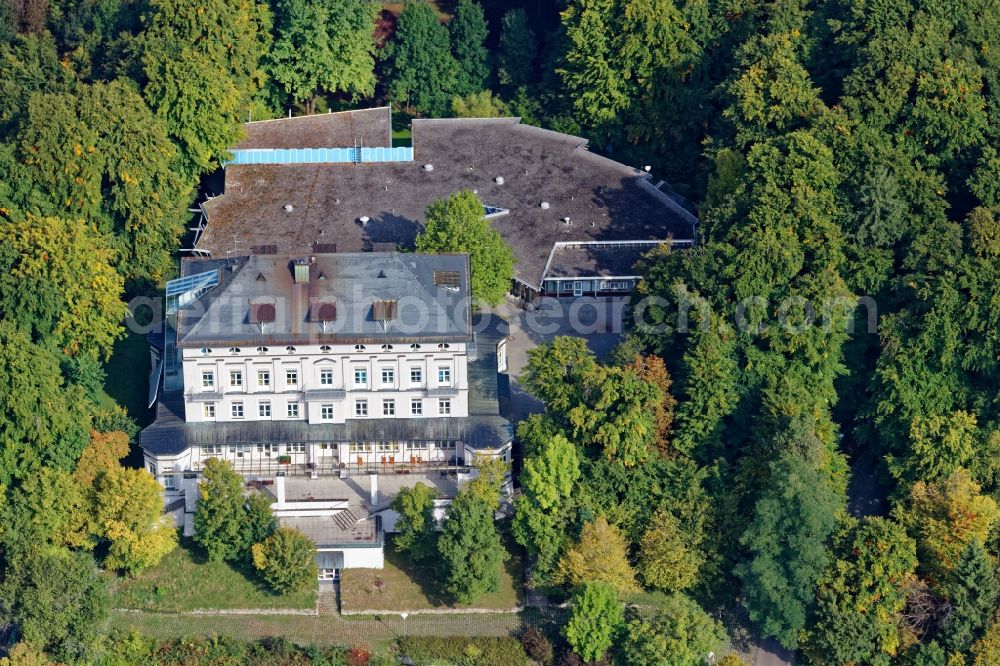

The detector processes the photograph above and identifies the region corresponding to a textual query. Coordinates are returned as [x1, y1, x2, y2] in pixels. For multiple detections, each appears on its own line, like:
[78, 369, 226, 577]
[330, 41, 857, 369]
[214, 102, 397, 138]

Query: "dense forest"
[0, 0, 998, 663]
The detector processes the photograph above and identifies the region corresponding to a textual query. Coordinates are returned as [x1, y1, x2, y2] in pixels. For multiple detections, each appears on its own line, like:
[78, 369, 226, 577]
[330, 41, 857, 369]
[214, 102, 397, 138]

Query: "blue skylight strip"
[226, 146, 413, 166]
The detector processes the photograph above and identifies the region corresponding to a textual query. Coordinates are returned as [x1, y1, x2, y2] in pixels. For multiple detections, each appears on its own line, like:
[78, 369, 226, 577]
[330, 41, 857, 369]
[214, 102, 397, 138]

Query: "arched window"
[320, 345, 332, 353]
[354, 344, 366, 351]
[256, 346, 269, 354]
[381, 344, 393, 351]
[228, 347, 241, 355]
[438, 343, 451, 350]
[409, 343, 421, 350]
[285, 346, 296, 354]
[200, 347, 212, 355]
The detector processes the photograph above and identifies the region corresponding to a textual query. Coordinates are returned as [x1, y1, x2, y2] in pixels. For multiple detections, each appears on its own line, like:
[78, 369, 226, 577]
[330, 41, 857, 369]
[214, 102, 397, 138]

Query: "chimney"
[275, 475, 286, 509]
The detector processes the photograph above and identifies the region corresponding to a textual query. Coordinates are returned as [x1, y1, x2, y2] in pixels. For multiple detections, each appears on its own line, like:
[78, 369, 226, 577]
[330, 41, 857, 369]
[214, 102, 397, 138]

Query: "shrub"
[346, 645, 371, 666]
[521, 626, 554, 665]
[251, 528, 317, 593]
[397, 636, 530, 666]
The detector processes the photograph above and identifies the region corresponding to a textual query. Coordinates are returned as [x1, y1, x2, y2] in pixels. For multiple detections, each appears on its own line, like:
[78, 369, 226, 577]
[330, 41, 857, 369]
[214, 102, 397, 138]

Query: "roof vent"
[283, 204, 294, 212]
[372, 300, 398, 330]
[377, 270, 387, 279]
[359, 216, 370, 225]
[423, 163, 434, 171]
[256, 273, 266, 282]
[644, 165, 652, 172]
[249, 299, 276, 330]
[494, 176, 504, 185]
[540, 201, 550, 210]
[563, 217, 572, 225]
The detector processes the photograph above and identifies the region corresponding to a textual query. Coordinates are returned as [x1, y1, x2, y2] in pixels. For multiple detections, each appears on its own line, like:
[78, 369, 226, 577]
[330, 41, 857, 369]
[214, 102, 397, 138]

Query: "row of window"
[203, 398, 452, 420]
[200, 367, 452, 390]
[199, 343, 454, 356]
[198, 440, 460, 457]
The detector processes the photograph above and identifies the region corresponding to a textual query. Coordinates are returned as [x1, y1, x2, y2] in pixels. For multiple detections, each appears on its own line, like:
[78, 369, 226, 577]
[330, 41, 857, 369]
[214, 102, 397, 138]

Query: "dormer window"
[285, 346, 296, 354]
[381, 344, 393, 351]
[228, 347, 241, 355]
[256, 346, 269, 354]
[354, 344, 366, 352]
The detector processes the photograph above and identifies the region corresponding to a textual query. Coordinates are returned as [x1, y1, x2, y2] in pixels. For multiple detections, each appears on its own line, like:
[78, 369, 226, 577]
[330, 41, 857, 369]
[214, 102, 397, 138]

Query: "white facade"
[182, 341, 470, 426]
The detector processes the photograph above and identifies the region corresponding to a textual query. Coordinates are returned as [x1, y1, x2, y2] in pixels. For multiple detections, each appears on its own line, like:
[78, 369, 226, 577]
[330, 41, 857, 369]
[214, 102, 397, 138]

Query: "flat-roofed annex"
[198, 116, 694, 290]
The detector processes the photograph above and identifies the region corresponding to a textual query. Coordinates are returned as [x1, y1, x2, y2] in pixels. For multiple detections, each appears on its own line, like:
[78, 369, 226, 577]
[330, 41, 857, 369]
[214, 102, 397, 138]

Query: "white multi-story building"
[142, 251, 513, 575]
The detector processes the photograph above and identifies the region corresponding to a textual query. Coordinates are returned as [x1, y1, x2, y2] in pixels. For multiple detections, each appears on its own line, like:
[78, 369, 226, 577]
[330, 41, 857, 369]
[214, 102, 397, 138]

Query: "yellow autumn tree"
[0, 214, 125, 359]
[556, 516, 639, 595]
[73, 430, 130, 488]
[895, 468, 1000, 582]
[93, 467, 177, 575]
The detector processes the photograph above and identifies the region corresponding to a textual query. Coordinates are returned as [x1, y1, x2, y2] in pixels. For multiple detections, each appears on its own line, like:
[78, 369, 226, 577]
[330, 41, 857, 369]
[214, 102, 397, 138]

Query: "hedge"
[397, 636, 531, 666]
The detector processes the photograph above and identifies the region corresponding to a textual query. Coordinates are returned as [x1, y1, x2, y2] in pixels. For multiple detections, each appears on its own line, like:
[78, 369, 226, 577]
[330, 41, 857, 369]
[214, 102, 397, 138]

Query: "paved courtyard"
[485, 297, 627, 424]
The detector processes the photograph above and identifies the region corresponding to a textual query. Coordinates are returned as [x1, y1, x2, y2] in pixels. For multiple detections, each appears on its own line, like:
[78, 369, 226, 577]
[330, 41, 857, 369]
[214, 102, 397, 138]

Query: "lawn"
[111, 539, 316, 612]
[102, 329, 154, 428]
[340, 527, 524, 612]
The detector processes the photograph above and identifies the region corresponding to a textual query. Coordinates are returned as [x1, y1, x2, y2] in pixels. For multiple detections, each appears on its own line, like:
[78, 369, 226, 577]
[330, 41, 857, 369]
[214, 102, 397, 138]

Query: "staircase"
[317, 582, 340, 615]
[333, 507, 361, 531]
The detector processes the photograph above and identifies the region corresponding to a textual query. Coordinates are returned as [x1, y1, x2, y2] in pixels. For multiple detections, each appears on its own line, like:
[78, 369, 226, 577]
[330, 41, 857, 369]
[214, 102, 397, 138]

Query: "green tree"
[513, 433, 580, 581]
[268, 0, 377, 113]
[638, 508, 703, 592]
[497, 9, 535, 89]
[620, 593, 726, 666]
[437, 489, 506, 604]
[806, 517, 918, 663]
[0, 214, 125, 358]
[563, 581, 623, 662]
[193, 458, 248, 562]
[737, 426, 844, 649]
[251, 527, 317, 593]
[939, 539, 999, 653]
[448, 0, 488, 96]
[467, 455, 507, 512]
[138, 0, 272, 178]
[521, 337, 662, 466]
[390, 482, 438, 562]
[450, 90, 506, 118]
[414, 189, 515, 305]
[3, 467, 91, 554]
[383, 0, 457, 116]
[557, 0, 627, 127]
[93, 466, 178, 575]
[887, 411, 979, 486]
[244, 492, 277, 547]
[556, 516, 639, 595]
[14, 82, 194, 284]
[0, 323, 91, 484]
[0, 550, 109, 662]
[521, 337, 598, 415]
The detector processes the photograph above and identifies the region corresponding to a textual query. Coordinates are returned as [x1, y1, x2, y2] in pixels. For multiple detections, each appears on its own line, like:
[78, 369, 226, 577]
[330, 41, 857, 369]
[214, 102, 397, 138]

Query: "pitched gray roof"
[233, 107, 391, 150]
[174, 252, 472, 348]
[199, 117, 695, 289]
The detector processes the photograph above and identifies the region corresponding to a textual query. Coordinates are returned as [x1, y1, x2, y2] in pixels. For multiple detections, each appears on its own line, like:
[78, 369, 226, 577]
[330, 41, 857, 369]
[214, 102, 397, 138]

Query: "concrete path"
[755, 638, 795, 666]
